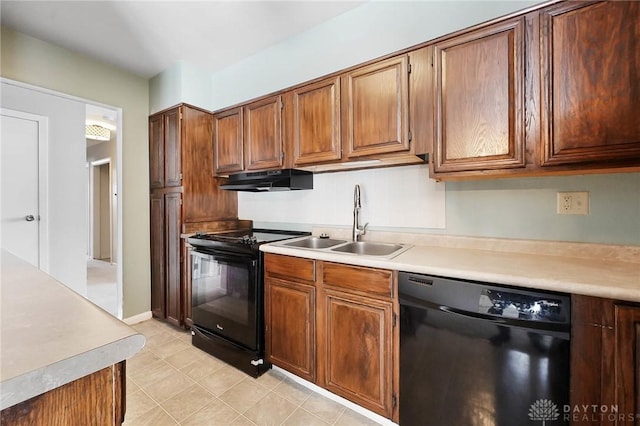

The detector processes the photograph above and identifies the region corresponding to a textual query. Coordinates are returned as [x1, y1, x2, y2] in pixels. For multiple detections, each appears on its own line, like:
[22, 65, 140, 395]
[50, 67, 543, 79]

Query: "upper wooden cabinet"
[149, 108, 181, 188]
[214, 96, 284, 173]
[244, 95, 284, 171]
[343, 55, 410, 158]
[539, 1, 640, 167]
[213, 107, 244, 175]
[290, 76, 342, 166]
[432, 16, 526, 174]
[150, 105, 236, 223]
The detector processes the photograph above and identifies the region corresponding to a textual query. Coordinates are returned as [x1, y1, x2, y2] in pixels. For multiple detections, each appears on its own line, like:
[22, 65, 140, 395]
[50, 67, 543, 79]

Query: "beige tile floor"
[125, 319, 380, 426]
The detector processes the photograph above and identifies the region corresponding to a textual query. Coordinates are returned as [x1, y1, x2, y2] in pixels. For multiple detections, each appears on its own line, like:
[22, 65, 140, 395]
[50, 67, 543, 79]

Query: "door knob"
[25, 215, 35, 222]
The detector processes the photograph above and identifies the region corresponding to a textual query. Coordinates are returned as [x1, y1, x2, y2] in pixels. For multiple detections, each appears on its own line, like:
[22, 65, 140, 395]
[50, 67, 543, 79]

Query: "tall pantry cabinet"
[149, 104, 238, 327]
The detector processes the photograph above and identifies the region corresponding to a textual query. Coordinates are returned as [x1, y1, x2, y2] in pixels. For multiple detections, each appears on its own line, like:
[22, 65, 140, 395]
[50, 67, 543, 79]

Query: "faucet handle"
[361, 222, 369, 234]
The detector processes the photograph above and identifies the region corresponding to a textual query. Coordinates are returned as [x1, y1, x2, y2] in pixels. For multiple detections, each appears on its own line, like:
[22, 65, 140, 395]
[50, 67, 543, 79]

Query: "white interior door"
[0, 110, 44, 267]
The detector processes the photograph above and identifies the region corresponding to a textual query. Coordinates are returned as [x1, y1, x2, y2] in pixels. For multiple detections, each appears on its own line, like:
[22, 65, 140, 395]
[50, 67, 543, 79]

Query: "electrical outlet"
[557, 191, 589, 215]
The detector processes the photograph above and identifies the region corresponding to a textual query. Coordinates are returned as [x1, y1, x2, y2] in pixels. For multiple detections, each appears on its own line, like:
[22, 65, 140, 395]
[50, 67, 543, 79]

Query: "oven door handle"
[190, 250, 256, 267]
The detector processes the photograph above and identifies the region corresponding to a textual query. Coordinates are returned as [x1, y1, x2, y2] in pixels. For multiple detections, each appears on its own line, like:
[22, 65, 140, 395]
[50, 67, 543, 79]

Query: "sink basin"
[330, 241, 408, 257]
[283, 237, 347, 249]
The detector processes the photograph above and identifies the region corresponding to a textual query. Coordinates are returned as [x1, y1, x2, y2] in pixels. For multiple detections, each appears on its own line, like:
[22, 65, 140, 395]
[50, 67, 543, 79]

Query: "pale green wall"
[1, 26, 151, 318]
[442, 173, 640, 245]
[149, 60, 212, 114]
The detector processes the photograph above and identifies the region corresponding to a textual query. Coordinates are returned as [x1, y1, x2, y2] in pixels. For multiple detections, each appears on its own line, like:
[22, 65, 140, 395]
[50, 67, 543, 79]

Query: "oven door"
[191, 249, 258, 350]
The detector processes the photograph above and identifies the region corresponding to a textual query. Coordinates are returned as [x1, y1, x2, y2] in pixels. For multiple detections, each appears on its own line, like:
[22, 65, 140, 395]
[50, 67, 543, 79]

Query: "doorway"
[89, 159, 113, 261]
[85, 104, 119, 317]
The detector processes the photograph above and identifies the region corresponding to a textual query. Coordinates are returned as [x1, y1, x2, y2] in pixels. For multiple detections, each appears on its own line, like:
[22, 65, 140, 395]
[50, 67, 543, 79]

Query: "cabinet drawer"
[265, 254, 315, 283]
[322, 262, 393, 298]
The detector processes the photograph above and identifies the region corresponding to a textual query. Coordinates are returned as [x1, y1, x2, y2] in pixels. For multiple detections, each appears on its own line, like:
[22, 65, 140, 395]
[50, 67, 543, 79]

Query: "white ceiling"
[0, 1, 364, 78]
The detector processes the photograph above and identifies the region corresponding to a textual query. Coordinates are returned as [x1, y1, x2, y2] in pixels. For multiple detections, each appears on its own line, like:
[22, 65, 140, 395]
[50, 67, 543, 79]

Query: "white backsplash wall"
[238, 164, 445, 230]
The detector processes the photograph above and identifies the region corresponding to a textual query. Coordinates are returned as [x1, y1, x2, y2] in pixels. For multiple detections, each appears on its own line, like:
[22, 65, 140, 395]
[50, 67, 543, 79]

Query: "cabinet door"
[244, 95, 283, 170]
[540, 2, 640, 166]
[149, 193, 165, 319]
[322, 289, 394, 418]
[149, 114, 165, 189]
[615, 305, 640, 424]
[433, 17, 526, 173]
[343, 56, 409, 158]
[214, 107, 244, 174]
[164, 108, 182, 187]
[165, 192, 182, 327]
[292, 77, 342, 165]
[266, 278, 316, 383]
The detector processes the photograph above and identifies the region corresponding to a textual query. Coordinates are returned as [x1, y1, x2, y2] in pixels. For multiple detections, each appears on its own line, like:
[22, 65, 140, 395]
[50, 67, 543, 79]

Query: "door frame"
[88, 158, 113, 262]
[0, 107, 50, 273]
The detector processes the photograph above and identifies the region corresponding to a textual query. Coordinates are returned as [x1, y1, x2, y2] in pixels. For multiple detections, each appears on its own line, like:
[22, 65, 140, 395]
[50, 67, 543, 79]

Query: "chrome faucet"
[352, 184, 369, 242]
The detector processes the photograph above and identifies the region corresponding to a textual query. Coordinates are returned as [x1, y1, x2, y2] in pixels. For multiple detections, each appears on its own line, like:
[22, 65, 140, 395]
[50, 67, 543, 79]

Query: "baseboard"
[272, 366, 397, 426]
[123, 311, 152, 325]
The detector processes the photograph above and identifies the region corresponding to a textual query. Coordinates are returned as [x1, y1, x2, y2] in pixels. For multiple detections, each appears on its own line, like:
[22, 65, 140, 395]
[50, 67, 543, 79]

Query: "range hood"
[220, 169, 313, 192]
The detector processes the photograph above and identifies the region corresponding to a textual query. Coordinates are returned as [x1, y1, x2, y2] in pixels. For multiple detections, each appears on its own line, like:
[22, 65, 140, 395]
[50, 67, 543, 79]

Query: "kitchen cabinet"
[149, 108, 181, 189]
[614, 305, 640, 425]
[342, 55, 410, 159]
[319, 262, 396, 419]
[214, 96, 284, 174]
[149, 104, 238, 327]
[264, 254, 398, 422]
[245, 95, 285, 171]
[539, 1, 640, 168]
[213, 107, 244, 175]
[571, 295, 640, 425]
[265, 255, 316, 382]
[213, 53, 425, 174]
[288, 76, 342, 166]
[431, 16, 526, 175]
[149, 191, 182, 326]
[430, 1, 640, 179]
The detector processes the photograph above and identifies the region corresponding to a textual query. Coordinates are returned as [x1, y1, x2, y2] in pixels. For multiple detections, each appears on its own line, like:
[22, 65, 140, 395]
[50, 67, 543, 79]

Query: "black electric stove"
[187, 228, 309, 377]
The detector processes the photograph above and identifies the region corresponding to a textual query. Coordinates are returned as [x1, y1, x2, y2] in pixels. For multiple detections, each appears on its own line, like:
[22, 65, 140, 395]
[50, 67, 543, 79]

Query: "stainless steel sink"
[330, 241, 409, 257]
[277, 236, 411, 259]
[282, 237, 347, 249]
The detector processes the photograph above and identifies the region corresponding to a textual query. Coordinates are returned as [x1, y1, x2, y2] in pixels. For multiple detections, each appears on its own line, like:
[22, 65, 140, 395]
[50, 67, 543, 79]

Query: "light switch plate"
[557, 191, 589, 215]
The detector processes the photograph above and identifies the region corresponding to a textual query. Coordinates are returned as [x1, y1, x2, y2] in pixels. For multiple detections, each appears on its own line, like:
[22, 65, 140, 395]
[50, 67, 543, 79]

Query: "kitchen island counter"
[262, 231, 640, 303]
[0, 250, 145, 411]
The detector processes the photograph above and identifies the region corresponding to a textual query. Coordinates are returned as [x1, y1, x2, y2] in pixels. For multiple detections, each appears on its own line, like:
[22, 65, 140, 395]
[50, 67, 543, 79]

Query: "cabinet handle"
[25, 215, 35, 222]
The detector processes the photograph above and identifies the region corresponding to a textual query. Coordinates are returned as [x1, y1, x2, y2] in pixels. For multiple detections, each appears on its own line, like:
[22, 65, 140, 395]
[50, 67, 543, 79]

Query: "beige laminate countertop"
[0, 251, 146, 410]
[261, 231, 640, 303]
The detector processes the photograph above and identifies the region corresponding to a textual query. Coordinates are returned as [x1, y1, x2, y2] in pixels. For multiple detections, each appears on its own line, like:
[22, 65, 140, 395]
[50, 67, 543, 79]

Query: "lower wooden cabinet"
[571, 295, 640, 425]
[265, 278, 316, 382]
[264, 254, 398, 422]
[614, 305, 640, 425]
[320, 289, 394, 417]
[150, 191, 182, 326]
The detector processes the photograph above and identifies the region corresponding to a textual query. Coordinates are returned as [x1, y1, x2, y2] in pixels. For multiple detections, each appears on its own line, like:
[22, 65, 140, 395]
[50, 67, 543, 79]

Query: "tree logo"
[528, 399, 560, 425]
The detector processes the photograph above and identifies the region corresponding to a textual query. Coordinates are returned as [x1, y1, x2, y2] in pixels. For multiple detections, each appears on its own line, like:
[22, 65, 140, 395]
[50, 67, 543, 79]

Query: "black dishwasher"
[399, 272, 570, 426]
